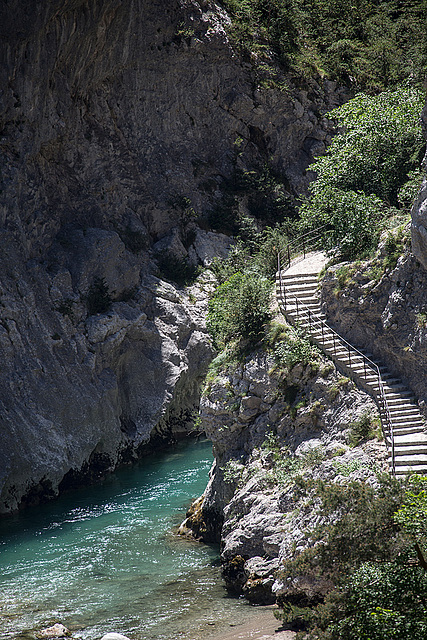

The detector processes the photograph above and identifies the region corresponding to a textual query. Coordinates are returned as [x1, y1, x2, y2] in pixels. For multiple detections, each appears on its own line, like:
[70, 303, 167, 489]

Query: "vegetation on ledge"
[277, 474, 427, 639]
[300, 85, 425, 260]
[221, 0, 427, 92]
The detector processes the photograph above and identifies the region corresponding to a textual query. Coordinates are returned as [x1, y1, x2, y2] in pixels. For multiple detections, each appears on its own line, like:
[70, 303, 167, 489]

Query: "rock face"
[0, 0, 346, 511]
[320, 253, 427, 411]
[0, 226, 215, 512]
[0, 0, 344, 258]
[411, 102, 427, 268]
[185, 346, 387, 603]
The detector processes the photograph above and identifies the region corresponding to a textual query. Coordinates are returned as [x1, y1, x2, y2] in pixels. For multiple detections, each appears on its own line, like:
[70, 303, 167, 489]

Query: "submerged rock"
[37, 624, 71, 639]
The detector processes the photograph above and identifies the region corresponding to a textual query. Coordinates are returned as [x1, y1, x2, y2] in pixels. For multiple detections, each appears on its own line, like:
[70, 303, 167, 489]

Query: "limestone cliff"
[181, 343, 386, 603]
[0, 0, 343, 257]
[0, 0, 346, 512]
[320, 251, 427, 414]
[412, 102, 427, 268]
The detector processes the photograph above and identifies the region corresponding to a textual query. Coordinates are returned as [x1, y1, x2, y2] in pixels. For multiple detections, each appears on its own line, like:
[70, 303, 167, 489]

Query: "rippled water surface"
[0, 439, 259, 640]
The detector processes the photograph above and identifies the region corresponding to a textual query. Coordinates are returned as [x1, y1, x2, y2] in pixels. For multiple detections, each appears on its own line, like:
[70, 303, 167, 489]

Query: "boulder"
[37, 624, 70, 639]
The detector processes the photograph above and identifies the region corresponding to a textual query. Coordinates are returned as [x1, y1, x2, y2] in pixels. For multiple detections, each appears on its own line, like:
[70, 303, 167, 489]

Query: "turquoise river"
[0, 438, 266, 640]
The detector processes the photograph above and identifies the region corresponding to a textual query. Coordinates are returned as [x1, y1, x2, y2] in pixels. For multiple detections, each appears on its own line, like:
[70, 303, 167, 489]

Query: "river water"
[0, 439, 263, 640]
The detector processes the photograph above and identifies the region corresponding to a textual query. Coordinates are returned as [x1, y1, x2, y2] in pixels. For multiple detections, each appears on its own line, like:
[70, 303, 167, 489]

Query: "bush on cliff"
[207, 271, 272, 350]
[278, 474, 427, 639]
[222, 0, 427, 91]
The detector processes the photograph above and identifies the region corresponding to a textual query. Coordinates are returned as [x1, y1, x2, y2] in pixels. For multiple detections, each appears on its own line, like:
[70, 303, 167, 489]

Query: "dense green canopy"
[222, 0, 427, 91]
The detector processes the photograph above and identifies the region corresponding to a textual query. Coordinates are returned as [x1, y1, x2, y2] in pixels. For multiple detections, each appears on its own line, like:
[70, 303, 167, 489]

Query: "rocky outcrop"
[184, 344, 387, 603]
[0, 225, 215, 513]
[0, 0, 346, 512]
[320, 251, 427, 413]
[411, 102, 427, 268]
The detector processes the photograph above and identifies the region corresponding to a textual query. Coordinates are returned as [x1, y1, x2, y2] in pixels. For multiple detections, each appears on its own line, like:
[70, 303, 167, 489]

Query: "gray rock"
[321, 254, 427, 408]
[193, 346, 387, 604]
[411, 102, 427, 269]
[0, 0, 346, 511]
[190, 229, 233, 266]
[37, 624, 70, 639]
[0, 229, 214, 512]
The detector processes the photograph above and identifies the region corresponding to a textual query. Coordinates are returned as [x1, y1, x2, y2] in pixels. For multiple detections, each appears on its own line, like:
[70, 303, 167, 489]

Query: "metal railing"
[276, 249, 396, 476]
[278, 224, 333, 272]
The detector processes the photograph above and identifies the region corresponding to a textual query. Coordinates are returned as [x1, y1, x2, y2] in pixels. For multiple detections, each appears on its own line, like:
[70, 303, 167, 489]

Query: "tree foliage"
[278, 474, 427, 639]
[221, 0, 427, 91]
[207, 271, 272, 350]
[299, 86, 424, 259]
[314, 563, 427, 640]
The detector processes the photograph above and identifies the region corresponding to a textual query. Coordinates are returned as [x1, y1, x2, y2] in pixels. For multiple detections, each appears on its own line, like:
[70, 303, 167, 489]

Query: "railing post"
[348, 344, 351, 367]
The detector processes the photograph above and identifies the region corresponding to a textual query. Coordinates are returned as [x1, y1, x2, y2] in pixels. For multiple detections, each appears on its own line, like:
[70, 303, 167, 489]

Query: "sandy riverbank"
[208, 606, 297, 640]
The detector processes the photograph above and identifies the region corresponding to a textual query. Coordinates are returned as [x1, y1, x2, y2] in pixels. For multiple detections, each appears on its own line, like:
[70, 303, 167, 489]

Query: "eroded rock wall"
[412, 102, 427, 268]
[181, 347, 386, 603]
[0, 225, 215, 512]
[320, 254, 427, 411]
[1, 0, 344, 258]
[0, 0, 346, 512]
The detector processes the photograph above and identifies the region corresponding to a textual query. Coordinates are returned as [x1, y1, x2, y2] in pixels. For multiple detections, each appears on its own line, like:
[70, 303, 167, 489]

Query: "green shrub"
[156, 251, 200, 286]
[300, 86, 424, 260]
[348, 413, 381, 447]
[382, 225, 410, 271]
[207, 271, 272, 349]
[298, 562, 427, 640]
[273, 325, 320, 370]
[86, 277, 112, 315]
[222, 0, 427, 91]
[416, 311, 427, 329]
[221, 460, 245, 484]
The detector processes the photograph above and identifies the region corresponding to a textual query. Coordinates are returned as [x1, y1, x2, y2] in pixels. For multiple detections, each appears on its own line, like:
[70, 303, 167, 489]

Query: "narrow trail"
[276, 251, 427, 477]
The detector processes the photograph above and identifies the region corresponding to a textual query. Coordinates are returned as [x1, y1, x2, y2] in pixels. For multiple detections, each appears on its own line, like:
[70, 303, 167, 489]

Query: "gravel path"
[283, 251, 328, 276]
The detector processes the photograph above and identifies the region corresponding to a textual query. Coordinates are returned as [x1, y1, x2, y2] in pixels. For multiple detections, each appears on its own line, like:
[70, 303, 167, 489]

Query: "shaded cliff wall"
[0, 0, 344, 256]
[0, 0, 343, 512]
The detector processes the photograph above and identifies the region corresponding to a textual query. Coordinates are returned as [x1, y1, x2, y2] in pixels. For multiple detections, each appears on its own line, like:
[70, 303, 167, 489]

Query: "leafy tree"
[300, 86, 424, 259]
[221, 0, 427, 91]
[395, 474, 427, 569]
[313, 562, 427, 640]
[278, 474, 427, 639]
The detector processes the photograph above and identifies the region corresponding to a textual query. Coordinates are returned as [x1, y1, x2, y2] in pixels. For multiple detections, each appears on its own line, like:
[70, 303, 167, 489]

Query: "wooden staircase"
[276, 267, 427, 477]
